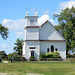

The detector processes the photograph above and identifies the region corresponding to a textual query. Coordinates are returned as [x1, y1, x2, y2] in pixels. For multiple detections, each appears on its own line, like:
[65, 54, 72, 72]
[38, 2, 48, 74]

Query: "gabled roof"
[25, 20, 66, 42]
[40, 20, 66, 41]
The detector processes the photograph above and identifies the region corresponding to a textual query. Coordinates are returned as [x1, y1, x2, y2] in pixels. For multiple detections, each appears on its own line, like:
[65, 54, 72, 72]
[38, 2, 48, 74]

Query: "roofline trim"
[25, 40, 66, 42]
[25, 16, 39, 18]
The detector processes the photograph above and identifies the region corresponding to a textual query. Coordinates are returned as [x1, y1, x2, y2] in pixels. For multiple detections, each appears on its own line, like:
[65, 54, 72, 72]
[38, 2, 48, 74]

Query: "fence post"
[59, 58, 60, 63]
[71, 58, 72, 63]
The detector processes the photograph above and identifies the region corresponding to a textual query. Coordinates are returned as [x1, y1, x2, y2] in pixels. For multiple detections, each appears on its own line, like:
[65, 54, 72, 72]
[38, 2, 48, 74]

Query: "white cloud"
[38, 14, 56, 25]
[0, 44, 7, 48]
[60, 0, 75, 10]
[2, 14, 56, 37]
[43, 10, 49, 14]
[38, 14, 50, 25]
[53, 0, 75, 15]
[2, 19, 25, 37]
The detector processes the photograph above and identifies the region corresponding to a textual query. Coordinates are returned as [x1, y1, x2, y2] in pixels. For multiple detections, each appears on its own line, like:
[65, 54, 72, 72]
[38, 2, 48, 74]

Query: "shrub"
[8, 53, 18, 58]
[53, 51, 61, 58]
[46, 51, 61, 59]
[22, 57, 26, 61]
[39, 53, 46, 58]
[29, 56, 36, 61]
[46, 52, 54, 58]
[66, 54, 72, 58]
[13, 56, 26, 61]
[13, 56, 21, 61]
[72, 53, 75, 58]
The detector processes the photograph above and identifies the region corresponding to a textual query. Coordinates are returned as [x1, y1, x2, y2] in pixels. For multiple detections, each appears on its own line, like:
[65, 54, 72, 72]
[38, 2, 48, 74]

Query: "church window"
[47, 48, 49, 53]
[29, 47, 35, 49]
[55, 48, 58, 51]
[51, 45, 54, 52]
[30, 20, 34, 23]
[30, 19, 34, 25]
[31, 50, 34, 56]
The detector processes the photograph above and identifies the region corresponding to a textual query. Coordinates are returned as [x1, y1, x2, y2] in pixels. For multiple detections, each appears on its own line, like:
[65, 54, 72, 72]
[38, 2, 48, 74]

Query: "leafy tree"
[53, 6, 75, 55]
[13, 39, 24, 55]
[0, 51, 7, 58]
[8, 52, 18, 58]
[0, 24, 9, 40]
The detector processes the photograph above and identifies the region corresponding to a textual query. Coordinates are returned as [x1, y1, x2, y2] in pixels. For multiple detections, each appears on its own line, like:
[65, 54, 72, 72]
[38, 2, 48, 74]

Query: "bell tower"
[25, 11, 38, 27]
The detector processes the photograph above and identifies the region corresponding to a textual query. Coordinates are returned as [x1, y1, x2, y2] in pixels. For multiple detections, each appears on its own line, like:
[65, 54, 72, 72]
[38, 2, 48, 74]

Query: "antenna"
[35, 8, 38, 16]
[35, 8, 37, 12]
[26, 7, 28, 16]
[26, 7, 28, 12]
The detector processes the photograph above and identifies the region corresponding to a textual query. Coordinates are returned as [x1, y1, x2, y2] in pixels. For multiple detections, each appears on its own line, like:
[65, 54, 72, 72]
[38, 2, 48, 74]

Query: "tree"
[13, 39, 24, 55]
[53, 6, 75, 55]
[0, 51, 7, 58]
[0, 24, 9, 40]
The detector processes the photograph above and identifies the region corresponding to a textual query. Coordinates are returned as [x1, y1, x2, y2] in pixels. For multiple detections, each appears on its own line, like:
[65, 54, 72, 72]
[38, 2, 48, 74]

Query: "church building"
[23, 12, 66, 60]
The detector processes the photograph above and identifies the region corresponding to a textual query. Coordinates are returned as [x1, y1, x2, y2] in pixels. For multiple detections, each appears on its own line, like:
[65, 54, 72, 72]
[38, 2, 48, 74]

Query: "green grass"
[0, 63, 75, 75]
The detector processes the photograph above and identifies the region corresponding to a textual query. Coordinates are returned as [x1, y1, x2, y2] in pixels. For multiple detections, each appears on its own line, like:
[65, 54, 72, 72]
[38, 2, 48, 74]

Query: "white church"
[23, 12, 66, 60]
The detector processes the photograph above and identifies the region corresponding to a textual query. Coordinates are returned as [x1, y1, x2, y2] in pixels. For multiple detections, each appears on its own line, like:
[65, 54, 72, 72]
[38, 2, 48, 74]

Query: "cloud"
[0, 44, 7, 48]
[38, 14, 56, 25]
[38, 14, 50, 25]
[2, 14, 56, 37]
[0, 44, 13, 54]
[2, 19, 25, 37]
[59, 0, 75, 10]
[43, 10, 49, 14]
[53, 0, 75, 15]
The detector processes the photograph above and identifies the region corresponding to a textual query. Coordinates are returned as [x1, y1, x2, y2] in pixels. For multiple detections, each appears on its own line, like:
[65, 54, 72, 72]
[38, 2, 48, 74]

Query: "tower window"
[30, 20, 34, 26]
[30, 20, 34, 23]
[47, 48, 49, 53]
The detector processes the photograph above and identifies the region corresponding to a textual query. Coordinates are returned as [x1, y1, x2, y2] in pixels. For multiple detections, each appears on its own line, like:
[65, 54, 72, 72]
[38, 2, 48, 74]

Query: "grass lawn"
[0, 62, 75, 75]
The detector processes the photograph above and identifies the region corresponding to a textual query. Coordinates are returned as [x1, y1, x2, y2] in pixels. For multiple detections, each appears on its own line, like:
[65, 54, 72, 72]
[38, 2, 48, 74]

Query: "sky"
[0, 0, 75, 54]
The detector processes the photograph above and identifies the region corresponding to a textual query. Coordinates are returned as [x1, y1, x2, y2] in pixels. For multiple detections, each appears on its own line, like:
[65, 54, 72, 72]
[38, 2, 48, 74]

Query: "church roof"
[25, 20, 66, 42]
[25, 40, 66, 42]
[25, 26, 39, 28]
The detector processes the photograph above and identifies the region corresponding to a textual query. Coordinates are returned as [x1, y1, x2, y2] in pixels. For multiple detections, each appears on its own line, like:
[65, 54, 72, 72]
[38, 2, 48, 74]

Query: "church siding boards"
[23, 12, 66, 60]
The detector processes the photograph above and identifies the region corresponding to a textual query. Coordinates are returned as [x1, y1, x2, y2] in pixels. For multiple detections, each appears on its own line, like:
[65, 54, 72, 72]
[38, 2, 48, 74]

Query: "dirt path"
[26, 73, 44, 75]
[0, 73, 44, 75]
[0, 73, 15, 75]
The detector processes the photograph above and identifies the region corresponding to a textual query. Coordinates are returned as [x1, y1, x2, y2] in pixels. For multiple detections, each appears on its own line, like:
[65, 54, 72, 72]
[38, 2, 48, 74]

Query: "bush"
[46, 51, 61, 59]
[22, 57, 26, 61]
[13, 56, 26, 61]
[13, 56, 21, 61]
[46, 52, 54, 58]
[8, 53, 18, 58]
[72, 53, 75, 58]
[66, 54, 72, 58]
[53, 51, 61, 58]
[29, 56, 36, 61]
[39, 53, 46, 58]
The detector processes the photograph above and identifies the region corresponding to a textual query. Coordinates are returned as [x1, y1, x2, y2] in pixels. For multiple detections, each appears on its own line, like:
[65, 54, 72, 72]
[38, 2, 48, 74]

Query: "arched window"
[31, 50, 34, 56]
[55, 48, 58, 51]
[51, 45, 54, 52]
[47, 48, 49, 53]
